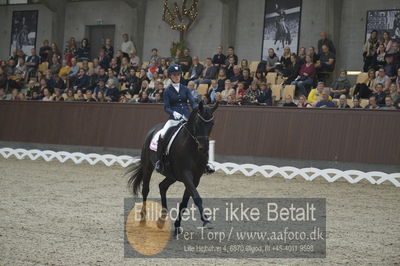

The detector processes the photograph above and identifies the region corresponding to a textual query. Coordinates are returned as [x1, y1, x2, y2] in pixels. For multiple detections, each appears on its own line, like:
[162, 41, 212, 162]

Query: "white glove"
[173, 111, 182, 120]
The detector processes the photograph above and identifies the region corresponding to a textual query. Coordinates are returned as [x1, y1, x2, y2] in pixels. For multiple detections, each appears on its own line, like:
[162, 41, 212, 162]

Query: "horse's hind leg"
[157, 177, 176, 229]
[140, 164, 154, 223]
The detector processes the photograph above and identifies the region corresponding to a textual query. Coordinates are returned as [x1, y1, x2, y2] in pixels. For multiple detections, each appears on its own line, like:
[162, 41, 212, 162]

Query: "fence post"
[209, 140, 215, 163]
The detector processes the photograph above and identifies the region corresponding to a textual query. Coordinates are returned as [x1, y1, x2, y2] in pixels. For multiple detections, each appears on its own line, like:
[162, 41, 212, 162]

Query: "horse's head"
[189, 101, 219, 152]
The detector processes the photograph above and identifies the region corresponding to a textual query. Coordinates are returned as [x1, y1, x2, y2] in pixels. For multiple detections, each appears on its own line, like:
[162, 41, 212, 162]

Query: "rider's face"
[171, 74, 181, 83]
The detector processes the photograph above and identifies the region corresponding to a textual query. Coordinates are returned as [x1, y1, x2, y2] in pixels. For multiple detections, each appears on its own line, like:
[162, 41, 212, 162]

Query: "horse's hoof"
[157, 218, 166, 229]
[202, 221, 214, 229]
[173, 227, 183, 239]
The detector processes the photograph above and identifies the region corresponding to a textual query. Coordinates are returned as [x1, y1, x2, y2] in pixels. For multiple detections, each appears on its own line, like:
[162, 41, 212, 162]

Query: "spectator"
[149, 71, 161, 90]
[53, 88, 64, 102]
[85, 89, 96, 102]
[73, 69, 90, 91]
[243, 81, 261, 105]
[105, 79, 119, 102]
[375, 43, 386, 69]
[381, 31, 393, 52]
[50, 42, 61, 60]
[308, 47, 319, 63]
[226, 95, 237, 106]
[364, 95, 380, 109]
[109, 58, 120, 76]
[239, 68, 253, 89]
[318, 32, 336, 56]
[260, 48, 279, 73]
[93, 79, 106, 96]
[352, 98, 362, 109]
[68, 58, 80, 80]
[235, 82, 246, 103]
[220, 79, 235, 102]
[257, 83, 273, 106]
[278, 46, 292, 75]
[158, 58, 168, 75]
[129, 49, 141, 70]
[149, 48, 160, 65]
[381, 96, 396, 110]
[374, 67, 391, 90]
[45, 70, 55, 91]
[126, 68, 140, 95]
[152, 92, 163, 104]
[240, 59, 249, 71]
[226, 46, 238, 65]
[118, 57, 131, 83]
[212, 45, 226, 67]
[208, 80, 219, 103]
[138, 91, 150, 103]
[196, 58, 217, 85]
[292, 55, 316, 96]
[77, 38, 90, 62]
[337, 94, 350, 108]
[64, 89, 75, 102]
[121, 34, 135, 57]
[103, 38, 114, 58]
[298, 47, 306, 64]
[283, 95, 297, 107]
[389, 82, 400, 103]
[169, 48, 182, 65]
[316, 44, 335, 72]
[283, 54, 301, 85]
[95, 90, 106, 102]
[297, 95, 312, 108]
[54, 74, 66, 92]
[216, 68, 227, 91]
[15, 57, 27, 81]
[98, 49, 110, 70]
[254, 71, 266, 85]
[107, 68, 119, 89]
[363, 30, 378, 72]
[354, 69, 375, 99]
[115, 50, 125, 66]
[396, 68, 400, 90]
[383, 54, 396, 81]
[187, 81, 198, 101]
[75, 89, 85, 101]
[39, 40, 51, 63]
[180, 48, 192, 73]
[308, 82, 328, 104]
[49, 56, 61, 76]
[138, 69, 149, 84]
[42, 88, 53, 101]
[225, 56, 236, 79]
[330, 70, 351, 98]
[25, 48, 40, 78]
[96, 68, 108, 84]
[373, 83, 386, 105]
[65, 37, 77, 66]
[316, 91, 336, 108]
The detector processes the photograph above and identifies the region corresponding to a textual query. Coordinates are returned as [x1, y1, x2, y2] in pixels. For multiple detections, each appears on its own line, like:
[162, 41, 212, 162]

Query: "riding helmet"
[168, 64, 182, 76]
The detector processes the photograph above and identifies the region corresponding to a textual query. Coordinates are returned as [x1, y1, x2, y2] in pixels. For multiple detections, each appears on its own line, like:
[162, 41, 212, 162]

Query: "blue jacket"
[163, 83, 197, 120]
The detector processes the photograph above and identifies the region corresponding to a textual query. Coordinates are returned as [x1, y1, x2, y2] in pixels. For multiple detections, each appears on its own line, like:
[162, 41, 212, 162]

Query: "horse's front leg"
[182, 171, 212, 229]
[157, 177, 176, 229]
[174, 188, 191, 237]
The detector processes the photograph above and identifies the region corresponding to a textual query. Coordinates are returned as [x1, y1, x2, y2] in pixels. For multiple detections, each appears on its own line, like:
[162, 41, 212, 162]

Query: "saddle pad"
[149, 124, 184, 155]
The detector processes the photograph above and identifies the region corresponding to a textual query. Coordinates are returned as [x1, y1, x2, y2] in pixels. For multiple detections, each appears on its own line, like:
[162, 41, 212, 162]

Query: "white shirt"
[172, 83, 180, 93]
[121, 41, 135, 54]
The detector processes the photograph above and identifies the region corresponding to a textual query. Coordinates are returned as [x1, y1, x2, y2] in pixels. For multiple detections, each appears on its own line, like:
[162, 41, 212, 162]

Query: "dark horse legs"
[157, 177, 176, 228]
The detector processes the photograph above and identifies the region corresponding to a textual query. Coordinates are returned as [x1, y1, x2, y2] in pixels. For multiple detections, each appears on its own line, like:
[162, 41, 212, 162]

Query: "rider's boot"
[155, 137, 165, 174]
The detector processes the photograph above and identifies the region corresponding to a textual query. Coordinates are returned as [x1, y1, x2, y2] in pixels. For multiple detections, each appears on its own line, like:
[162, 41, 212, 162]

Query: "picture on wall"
[365, 9, 400, 41]
[262, 0, 302, 60]
[9, 10, 38, 56]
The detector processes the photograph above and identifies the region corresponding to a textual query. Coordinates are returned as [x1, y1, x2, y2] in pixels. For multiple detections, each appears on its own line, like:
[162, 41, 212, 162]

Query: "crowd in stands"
[0, 31, 399, 110]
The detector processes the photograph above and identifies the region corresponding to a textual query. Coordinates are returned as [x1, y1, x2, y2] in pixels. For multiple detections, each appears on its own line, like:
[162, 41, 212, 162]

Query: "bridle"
[183, 112, 214, 149]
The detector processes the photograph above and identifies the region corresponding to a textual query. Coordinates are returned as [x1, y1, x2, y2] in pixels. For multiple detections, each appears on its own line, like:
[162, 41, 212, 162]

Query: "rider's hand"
[173, 111, 182, 120]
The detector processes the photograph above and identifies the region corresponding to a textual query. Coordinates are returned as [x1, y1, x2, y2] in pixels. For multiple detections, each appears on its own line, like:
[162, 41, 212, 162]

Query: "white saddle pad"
[150, 124, 184, 155]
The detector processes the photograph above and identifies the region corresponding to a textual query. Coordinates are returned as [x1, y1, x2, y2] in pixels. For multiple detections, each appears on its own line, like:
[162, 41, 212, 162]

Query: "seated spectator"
[212, 45, 226, 67]
[96, 68, 108, 84]
[373, 83, 386, 105]
[103, 38, 114, 58]
[277, 46, 292, 75]
[396, 68, 400, 90]
[138, 91, 150, 103]
[59, 59, 70, 77]
[39, 40, 52, 63]
[49, 56, 61, 76]
[363, 30, 378, 72]
[226, 95, 237, 106]
[187, 56, 203, 81]
[330, 70, 351, 98]
[152, 92, 163, 103]
[75, 89, 85, 101]
[220, 79, 235, 102]
[308, 47, 319, 63]
[389, 82, 400, 103]
[126, 68, 140, 95]
[158, 58, 168, 75]
[381, 96, 396, 110]
[30, 91, 41, 101]
[352, 98, 362, 109]
[298, 47, 306, 64]
[257, 83, 272, 106]
[240, 58, 249, 71]
[50, 42, 61, 60]
[217, 68, 227, 91]
[98, 49, 110, 70]
[64, 37, 77, 66]
[54, 75, 66, 92]
[180, 48, 192, 73]
[381, 31, 393, 52]
[87, 68, 98, 90]
[354, 69, 375, 99]
[118, 57, 131, 82]
[15, 57, 27, 81]
[73, 69, 90, 91]
[187, 81, 199, 101]
[316, 91, 336, 108]
[364, 95, 380, 109]
[25, 48, 40, 77]
[208, 80, 219, 103]
[147, 59, 160, 80]
[42, 88, 53, 101]
[53, 88, 64, 102]
[383, 54, 396, 81]
[107, 68, 119, 89]
[64, 89, 75, 102]
[169, 49, 182, 65]
[105, 79, 119, 102]
[375, 43, 386, 69]
[225, 56, 236, 79]
[138, 69, 149, 84]
[308, 82, 328, 104]
[297, 95, 312, 108]
[337, 94, 350, 108]
[259, 48, 279, 73]
[109, 58, 120, 76]
[45, 70, 56, 91]
[254, 71, 266, 85]
[68, 58, 80, 80]
[239, 68, 253, 89]
[77, 39, 90, 62]
[292, 55, 316, 96]
[93, 79, 106, 96]
[226, 46, 238, 65]
[374, 67, 391, 90]
[243, 81, 261, 105]
[196, 58, 217, 85]
[129, 49, 141, 70]
[316, 44, 335, 72]
[283, 54, 301, 85]
[235, 82, 246, 103]
[85, 89, 96, 102]
[95, 91, 106, 102]
[148, 71, 161, 90]
[318, 32, 336, 56]
[283, 95, 297, 107]
[149, 48, 160, 65]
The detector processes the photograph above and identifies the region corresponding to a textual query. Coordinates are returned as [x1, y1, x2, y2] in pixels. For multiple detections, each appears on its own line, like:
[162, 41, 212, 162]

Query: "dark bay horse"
[128, 101, 218, 235]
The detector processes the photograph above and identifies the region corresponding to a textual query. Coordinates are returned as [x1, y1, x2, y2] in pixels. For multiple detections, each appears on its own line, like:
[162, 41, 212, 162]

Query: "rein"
[183, 113, 214, 149]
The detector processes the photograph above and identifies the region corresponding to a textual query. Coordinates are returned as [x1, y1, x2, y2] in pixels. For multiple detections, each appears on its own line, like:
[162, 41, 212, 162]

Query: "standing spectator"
[337, 94, 350, 108]
[39, 40, 52, 63]
[330, 70, 351, 98]
[103, 38, 114, 58]
[317, 32, 336, 56]
[316, 44, 335, 72]
[121, 34, 135, 57]
[292, 55, 316, 96]
[363, 30, 378, 72]
[212, 45, 226, 68]
[364, 95, 380, 109]
[77, 38, 90, 62]
[180, 48, 192, 73]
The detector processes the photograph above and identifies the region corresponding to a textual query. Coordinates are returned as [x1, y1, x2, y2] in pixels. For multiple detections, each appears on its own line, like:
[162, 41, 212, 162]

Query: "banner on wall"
[9, 10, 38, 56]
[261, 0, 302, 60]
[365, 9, 400, 41]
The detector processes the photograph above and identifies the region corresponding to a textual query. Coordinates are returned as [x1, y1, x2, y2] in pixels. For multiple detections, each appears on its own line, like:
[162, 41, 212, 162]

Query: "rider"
[155, 64, 214, 174]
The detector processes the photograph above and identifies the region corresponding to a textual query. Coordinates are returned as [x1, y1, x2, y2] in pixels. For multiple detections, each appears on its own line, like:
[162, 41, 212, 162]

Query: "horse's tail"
[127, 160, 144, 197]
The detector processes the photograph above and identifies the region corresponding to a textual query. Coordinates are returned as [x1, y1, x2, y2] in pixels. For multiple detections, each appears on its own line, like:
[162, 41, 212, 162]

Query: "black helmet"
[168, 64, 182, 76]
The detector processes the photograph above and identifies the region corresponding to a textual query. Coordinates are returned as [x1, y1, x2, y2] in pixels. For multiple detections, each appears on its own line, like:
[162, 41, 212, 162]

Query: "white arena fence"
[0, 147, 399, 188]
